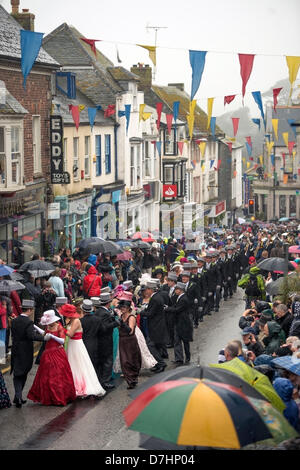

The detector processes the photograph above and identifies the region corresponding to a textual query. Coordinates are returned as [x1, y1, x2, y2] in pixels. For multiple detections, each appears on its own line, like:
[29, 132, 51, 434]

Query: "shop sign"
[50, 116, 70, 184]
[69, 196, 92, 215]
[0, 199, 24, 218]
[215, 200, 226, 216]
[48, 202, 60, 219]
[163, 184, 177, 198]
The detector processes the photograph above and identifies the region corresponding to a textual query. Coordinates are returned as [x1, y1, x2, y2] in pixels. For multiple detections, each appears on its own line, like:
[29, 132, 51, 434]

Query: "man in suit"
[196, 257, 209, 320]
[204, 253, 218, 314]
[164, 282, 193, 366]
[217, 249, 228, 301]
[80, 299, 102, 382]
[162, 272, 178, 348]
[142, 280, 169, 373]
[190, 259, 206, 325]
[210, 251, 223, 312]
[11, 299, 46, 408]
[225, 245, 235, 298]
[181, 269, 200, 327]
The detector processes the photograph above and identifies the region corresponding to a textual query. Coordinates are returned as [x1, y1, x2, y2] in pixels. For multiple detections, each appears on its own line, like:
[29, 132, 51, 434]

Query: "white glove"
[34, 324, 44, 335]
[202, 297, 206, 301]
[44, 333, 51, 341]
[216, 285, 221, 290]
[228, 277, 231, 281]
[208, 292, 213, 296]
[48, 333, 65, 345]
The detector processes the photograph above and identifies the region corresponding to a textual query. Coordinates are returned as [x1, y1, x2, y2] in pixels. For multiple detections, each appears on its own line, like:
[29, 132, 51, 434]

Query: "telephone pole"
[146, 24, 168, 81]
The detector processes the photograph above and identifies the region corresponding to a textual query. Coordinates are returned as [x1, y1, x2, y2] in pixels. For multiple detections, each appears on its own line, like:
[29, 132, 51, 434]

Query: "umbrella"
[116, 251, 133, 261]
[115, 240, 135, 248]
[123, 378, 272, 449]
[271, 356, 300, 376]
[130, 365, 267, 401]
[266, 277, 285, 296]
[130, 239, 151, 249]
[0, 265, 14, 276]
[209, 358, 286, 412]
[78, 238, 123, 256]
[19, 260, 55, 278]
[8, 271, 24, 282]
[0, 280, 25, 292]
[257, 257, 295, 273]
[289, 246, 300, 254]
[132, 231, 155, 243]
[279, 217, 290, 222]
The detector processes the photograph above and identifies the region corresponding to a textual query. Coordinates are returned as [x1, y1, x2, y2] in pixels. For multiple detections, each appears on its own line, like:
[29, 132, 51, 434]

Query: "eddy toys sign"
[50, 116, 70, 184]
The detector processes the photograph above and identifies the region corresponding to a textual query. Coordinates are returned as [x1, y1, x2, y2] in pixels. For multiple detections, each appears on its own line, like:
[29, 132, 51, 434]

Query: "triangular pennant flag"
[199, 142, 206, 157]
[286, 56, 300, 97]
[80, 38, 101, 56]
[266, 141, 274, 156]
[283, 174, 288, 184]
[207, 98, 214, 130]
[272, 119, 279, 140]
[246, 136, 252, 147]
[156, 141, 162, 157]
[214, 159, 221, 170]
[224, 95, 236, 106]
[227, 142, 233, 153]
[116, 44, 122, 63]
[292, 150, 296, 159]
[178, 141, 184, 155]
[20, 30, 44, 89]
[69, 105, 80, 131]
[242, 157, 246, 164]
[104, 104, 115, 118]
[232, 117, 240, 137]
[273, 87, 282, 112]
[173, 101, 180, 123]
[201, 161, 205, 172]
[245, 142, 252, 157]
[189, 99, 197, 116]
[210, 117, 216, 138]
[282, 153, 286, 166]
[282, 132, 289, 148]
[258, 155, 263, 165]
[238, 53, 255, 98]
[189, 50, 207, 100]
[118, 105, 131, 134]
[247, 162, 250, 169]
[191, 160, 196, 169]
[137, 45, 156, 66]
[88, 106, 102, 130]
[252, 91, 265, 127]
[210, 160, 214, 168]
[139, 104, 146, 122]
[156, 103, 163, 130]
[166, 114, 173, 135]
[252, 118, 261, 130]
[186, 113, 195, 140]
[79, 105, 85, 112]
[271, 154, 275, 167]
[288, 141, 295, 155]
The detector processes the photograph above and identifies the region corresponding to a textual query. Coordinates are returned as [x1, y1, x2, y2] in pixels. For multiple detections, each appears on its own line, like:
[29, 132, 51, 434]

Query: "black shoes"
[14, 398, 24, 408]
[214, 308, 219, 312]
[166, 344, 174, 349]
[103, 383, 115, 391]
[194, 324, 198, 329]
[127, 383, 137, 390]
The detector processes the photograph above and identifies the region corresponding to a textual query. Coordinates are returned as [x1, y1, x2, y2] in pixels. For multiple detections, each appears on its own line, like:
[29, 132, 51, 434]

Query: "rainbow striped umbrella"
[123, 379, 272, 449]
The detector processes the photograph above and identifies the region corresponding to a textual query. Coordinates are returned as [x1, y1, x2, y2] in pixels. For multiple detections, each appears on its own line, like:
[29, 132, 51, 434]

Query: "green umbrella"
[210, 358, 286, 413]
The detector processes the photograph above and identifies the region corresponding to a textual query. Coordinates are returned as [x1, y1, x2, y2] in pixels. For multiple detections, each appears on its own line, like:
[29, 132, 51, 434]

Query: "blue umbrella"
[271, 356, 300, 376]
[0, 265, 14, 276]
[115, 240, 134, 248]
[279, 217, 289, 222]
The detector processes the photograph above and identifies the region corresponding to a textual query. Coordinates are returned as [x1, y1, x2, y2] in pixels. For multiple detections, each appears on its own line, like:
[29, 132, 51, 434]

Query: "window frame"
[73, 137, 79, 181]
[32, 115, 41, 174]
[84, 136, 90, 178]
[95, 135, 102, 177]
[105, 134, 111, 175]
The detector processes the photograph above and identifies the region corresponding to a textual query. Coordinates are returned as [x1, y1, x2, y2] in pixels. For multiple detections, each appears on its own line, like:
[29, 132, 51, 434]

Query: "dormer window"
[56, 72, 76, 99]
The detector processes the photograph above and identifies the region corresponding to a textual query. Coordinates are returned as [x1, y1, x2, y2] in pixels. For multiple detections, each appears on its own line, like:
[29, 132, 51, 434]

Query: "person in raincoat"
[263, 320, 285, 355]
[238, 266, 266, 308]
[273, 377, 300, 431]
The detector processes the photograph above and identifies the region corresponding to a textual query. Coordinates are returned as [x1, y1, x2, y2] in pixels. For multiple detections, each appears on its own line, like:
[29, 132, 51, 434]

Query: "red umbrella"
[117, 251, 133, 261]
[132, 231, 155, 243]
[288, 245, 300, 254]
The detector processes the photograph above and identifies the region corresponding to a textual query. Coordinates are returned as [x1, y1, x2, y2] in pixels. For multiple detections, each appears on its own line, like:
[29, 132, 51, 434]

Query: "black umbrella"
[8, 271, 24, 282]
[130, 364, 266, 401]
[0, 280, 25, 292]
[257, 257, 295, 273]
[130, 239, 151, 249]
[266, 277, 285, 296]
[78, 237, 123, 256]
[19, 260, 55, 278]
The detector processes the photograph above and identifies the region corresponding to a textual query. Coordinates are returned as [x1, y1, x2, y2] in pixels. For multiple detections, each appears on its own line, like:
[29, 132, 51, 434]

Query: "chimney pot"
[22, 8, 29, 12]
[11, 0, 20, 14]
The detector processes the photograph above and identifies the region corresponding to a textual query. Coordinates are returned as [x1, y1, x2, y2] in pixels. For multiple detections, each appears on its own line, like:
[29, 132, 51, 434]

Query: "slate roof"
[272, 106, 300, 147]
[0, 81, 28, 115]
[0, 5, 59, 67]
[107, 66, 140, 82]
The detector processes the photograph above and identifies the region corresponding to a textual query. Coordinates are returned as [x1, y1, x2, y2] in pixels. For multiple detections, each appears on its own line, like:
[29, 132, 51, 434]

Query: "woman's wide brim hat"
[40, 309, 61, 325]
[117, 291, 133, 302]
[60, 303, 80, 318]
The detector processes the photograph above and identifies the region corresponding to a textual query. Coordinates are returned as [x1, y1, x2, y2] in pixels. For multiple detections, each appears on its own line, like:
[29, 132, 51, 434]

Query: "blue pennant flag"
[173, 101, 180, 123]
[156, 141, 162, 157]
[271, 154, 275, 167]
[88, 106, 102, 130]
[252, 91, 265, 128]
[118, 104, 131, 134]
[252, 118, 261, 130]
[189, 50, 207, 100]
[20, 30, 44, 89]
[210, 117, 216, 139]
[245, 142, 252, 157]
[210, 160, 215, 168]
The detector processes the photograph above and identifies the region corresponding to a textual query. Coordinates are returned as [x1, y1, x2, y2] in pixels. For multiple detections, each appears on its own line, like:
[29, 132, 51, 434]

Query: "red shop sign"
[163, 184, 177, 198]
[215, 200, 226, 216]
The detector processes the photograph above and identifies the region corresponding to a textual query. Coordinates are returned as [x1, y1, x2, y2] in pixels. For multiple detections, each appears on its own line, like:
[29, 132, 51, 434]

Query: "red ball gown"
[28, 325, 76, 406]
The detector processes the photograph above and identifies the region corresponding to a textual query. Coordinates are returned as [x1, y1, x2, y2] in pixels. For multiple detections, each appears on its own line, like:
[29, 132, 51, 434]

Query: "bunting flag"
[270, 154, 275, 167]
[189, 99, 197, 116]
[178, 141, 184, 155]
[242, 157, 246, 165]
[252, 91, 265, 127]
[282, 132, 289, 148]
[273, 87, 282, 112]
[288, 119, 297, 139]
[79, 105, 85, 112]
[137, 45, 156, 66]
[191, 160, 196, 169]
[207, 98, 214, 129]
[118, 104, 131, 134]
[282, 153, 286, 166]
[245, 142, 252, 157]
[139, 104, 151, 122]
[155, 141, 162, 156]
[283, 174, 288, 184]
[69, 105, 80, 131]
[238, 53, 255, 98]
[116, 44, 122, 63]
[252, 118, 261, 130]
[210, 117, 216, 138]
[293, 150, 296, 159]
[266, 141, 274, 157]
[232, 117, 240, 136]
[288, 141, 295, 155]
[156, 102, 163, 130]
[187, 113, 195, 140]
[88, 106, 102, 130]
[286, 56, 300, 97]
[210, 160, 215, 169]
[227, 142, 233, 153]
[214, 159, 221, 170]
[173, 101, 180, 124]
[80, 38, 101, 56]
[246, 162, 250, 169]
[20, 30, 44, 89]
[166, 114, 173, 135]
[104, 104, 116, 118]
[189, 50, 207, 100]
[246, 136, 252, 147]
[272, 119, 279, 141]
[199, 142, 206, 157]
[201, 161, 205, 172]
[224, 95, 236, 106]
[258, 155, 263, 165]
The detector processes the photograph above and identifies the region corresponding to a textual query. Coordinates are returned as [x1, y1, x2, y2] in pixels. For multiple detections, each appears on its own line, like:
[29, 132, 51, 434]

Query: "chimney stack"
[130, 64, 152, 91]
[11, 1, 35, 31]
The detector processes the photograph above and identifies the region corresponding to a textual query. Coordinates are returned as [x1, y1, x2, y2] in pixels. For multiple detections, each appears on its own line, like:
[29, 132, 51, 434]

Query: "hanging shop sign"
[50, 116, 70, 184]
[163, 184, 177, 198]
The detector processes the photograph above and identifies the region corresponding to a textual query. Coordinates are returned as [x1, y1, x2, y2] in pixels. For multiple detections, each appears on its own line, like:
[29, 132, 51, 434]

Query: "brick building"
[0, 2, 59, 263]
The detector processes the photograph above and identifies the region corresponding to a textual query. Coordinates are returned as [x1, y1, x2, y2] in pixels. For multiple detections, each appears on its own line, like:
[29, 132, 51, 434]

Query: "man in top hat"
[181, 270, 200, 328]
[80, 299, 103, 377]
[225, 245, 235, 298]
[94, 292, 120, 390]
[217, 249, 229, 302]
[142, 280, 169, 373]
[11, 300, 48, 407]
[190, 260, 207, 324]
[164, 282, 193, 365]
[210, 251, 222, 312]
[162, 272, 178, 348]
[204, 253, 218, 314]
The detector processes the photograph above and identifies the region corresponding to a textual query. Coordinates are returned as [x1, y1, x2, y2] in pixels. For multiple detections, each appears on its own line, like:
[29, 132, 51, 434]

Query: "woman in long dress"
[27, 310, 76, 406]
[60, 304, 106, 398]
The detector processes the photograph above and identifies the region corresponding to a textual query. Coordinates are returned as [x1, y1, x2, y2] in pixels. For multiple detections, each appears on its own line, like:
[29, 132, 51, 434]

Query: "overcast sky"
[1, 0, 300, 116]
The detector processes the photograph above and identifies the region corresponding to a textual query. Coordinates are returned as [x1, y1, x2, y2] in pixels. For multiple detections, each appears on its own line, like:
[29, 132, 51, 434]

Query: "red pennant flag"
[224, 95, 236, 106]
[227, 142, 233, 153]
[80, 38, 101, 56]
[69, 105, 80, 130]
[282, 153, 286, 165]
[246, 136, 252, 147]
[178, 141, 184, 155]
[238, 53, 255, 98]
[156, 103, 163, 130]
[104, 104, 116, 118]
[166, 114, 173, 135]
[254, 164, 258, 169]
[214, 159, 221, 170]
[273, 87, 282, 113]
[250, 157, 254, 161]
[232, 117, 240, 136]
[288, 141, 295, 155]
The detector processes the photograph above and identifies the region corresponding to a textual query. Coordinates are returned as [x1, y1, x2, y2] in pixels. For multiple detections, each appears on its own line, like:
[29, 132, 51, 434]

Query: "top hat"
[175, 282, 187, 291]
[81, 299, 94, 313]
[22, 299, 35, 309]
[117, 291, 133, 302]
[101, 286, 111, 294]
[167, 272, 178, 282]
[123, 281, 133, 290]
[181, 271, 190, 277]
[99, 292, 113, 304]
[55, 297, 68, 305]
[90, 297, 101, 307]
[146, 280, 159, 290]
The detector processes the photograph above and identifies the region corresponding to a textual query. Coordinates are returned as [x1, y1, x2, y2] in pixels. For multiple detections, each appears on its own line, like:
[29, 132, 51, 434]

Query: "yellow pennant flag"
[258, 155, 263, 165]
[282, 132, 289, 149]
[207, 98, 214, 130]
[189, 100, 197, 117]
[201, 162, 205, 172]
[286, 56, 300, 96]
[293, 150, 296, 159]
[79, 105, 85, 111]
[137, 45, 156, 66]
[266, 141, 274, 156]
[247, 162, 250, 169]
[187, 114, 195, 140]
[242, 157, 246, 164]
[199, 142, 206, 157]
[272, 119, 279, 141]
[139, 104, 151, 122]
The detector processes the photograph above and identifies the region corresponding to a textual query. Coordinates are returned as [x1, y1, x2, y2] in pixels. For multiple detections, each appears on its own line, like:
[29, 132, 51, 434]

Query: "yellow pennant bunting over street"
[266, 141, 274, 157]
[282, 132, 289, 149]
[137, 45, 156, 66]
[207, 97, 214, 129]
[286, 56, 300, 97]
[139, 104, 151, 121]
[199, 141, 206, 157]
[272, 119, 278, 141]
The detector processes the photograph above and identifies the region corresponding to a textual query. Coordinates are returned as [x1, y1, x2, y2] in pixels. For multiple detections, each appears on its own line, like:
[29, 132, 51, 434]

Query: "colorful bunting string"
[189, 50, 207, 100]
[80, 38, 101, 56]
[207, 98, 214, 130]
[137, 44, 156, 66]
[224, 95, 236, 106]
[238, 53, 255, 99]
[273, 87, 282, 112]
[20, 30, 44, 89]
